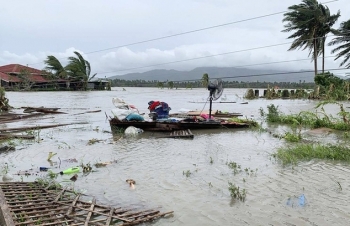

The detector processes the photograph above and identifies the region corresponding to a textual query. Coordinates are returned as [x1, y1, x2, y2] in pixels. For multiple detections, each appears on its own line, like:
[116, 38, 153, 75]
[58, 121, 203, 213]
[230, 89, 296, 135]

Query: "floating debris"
[126, 179, 136, 189]
[0, 182, 173, 225]
[70, 174, 78, 182]
[94, 160, 117, 168]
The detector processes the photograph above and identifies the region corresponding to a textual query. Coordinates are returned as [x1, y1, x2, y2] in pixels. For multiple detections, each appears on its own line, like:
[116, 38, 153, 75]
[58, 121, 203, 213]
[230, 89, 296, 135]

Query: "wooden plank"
[66, 194, 80, 216]
[105, 207, 114, 226]
[56, 201, 132, 222]
[54, 187, 67, 202]
[84, 198, 96, 226]
[122, 211, 174, 225]
[0, 188, 16, 226]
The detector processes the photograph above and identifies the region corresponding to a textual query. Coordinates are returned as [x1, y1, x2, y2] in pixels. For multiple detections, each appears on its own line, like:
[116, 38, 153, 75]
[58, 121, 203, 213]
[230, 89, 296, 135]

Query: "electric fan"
[207, 79, 224, 120]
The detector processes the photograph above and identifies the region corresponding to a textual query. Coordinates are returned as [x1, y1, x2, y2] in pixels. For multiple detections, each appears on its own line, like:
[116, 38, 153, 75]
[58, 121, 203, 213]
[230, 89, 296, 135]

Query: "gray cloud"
[1, 0, 348, 78]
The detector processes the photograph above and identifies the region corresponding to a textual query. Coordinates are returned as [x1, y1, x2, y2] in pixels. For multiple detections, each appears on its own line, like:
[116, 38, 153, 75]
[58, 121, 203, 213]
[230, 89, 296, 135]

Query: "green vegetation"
[35, 174, 62, 190]
[244, 88, 255, 99]
[227, 161, 242, 175]
[329, 19, 350, 69]
[313, 72, 350, 100]
[228, 182, 246, 201]
[183, 170, 191, 177]
[201, 73, 209, 88]
[260, 102, 350, 131]
[44, 51, 97, 90]
[282, 0, 340, 75]
[0, 87, 11, 111]
[228, 117, 258, 127]
[111, 79, 314, 89]
[273, 144, 350, 165]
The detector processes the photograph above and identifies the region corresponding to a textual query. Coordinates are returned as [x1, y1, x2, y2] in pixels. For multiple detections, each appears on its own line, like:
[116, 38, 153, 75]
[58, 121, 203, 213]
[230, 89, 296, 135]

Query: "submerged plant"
[228, 117, 258, 127]
[210, 157, 213, 164]
[260, 102, 350, 131]
[183, 170, 191, 177]
[227, 161, 242, 175]
[284, 132, 301, 142]
[273, 143, 350, 165]
[228, 182, 246, 201]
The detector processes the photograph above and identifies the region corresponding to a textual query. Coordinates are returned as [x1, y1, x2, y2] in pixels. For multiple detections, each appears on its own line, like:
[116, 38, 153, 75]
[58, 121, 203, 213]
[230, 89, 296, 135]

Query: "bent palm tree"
[65, 51, 97, 90]
[44, 55, 67, 78]
[318, 5, 340, 73]
[282, 0, 338, 76]
[329, 19, 350, 68]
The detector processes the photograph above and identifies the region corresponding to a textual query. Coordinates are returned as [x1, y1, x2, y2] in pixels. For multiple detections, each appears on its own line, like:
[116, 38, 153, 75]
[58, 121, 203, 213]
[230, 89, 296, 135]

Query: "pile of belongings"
[148, 101, 171, 120]
[111, 98, 144, 121]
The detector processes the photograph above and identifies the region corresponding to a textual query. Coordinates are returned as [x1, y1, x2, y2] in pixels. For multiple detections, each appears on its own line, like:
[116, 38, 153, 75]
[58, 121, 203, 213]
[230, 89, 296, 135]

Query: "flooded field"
[1, 87, 350, 225]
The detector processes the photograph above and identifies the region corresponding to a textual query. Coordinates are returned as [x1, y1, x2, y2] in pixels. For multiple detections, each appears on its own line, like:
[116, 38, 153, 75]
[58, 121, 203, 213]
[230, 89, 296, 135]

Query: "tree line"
[111, 78, 314, 89]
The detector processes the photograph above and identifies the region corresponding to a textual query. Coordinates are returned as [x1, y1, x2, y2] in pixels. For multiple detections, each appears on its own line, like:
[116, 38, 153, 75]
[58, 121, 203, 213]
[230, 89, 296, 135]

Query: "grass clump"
[227, 161, 242, 175]
[228, 117, 258, 127]
[260, 102, 350, 131]
[183, 170, 191, 177]
[273, 143, 350, 165]
[228, 182, 246, 201]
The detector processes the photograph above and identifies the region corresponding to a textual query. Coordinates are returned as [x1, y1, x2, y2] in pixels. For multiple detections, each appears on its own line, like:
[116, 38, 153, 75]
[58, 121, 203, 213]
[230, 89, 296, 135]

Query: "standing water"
[1, 87, 350, 225]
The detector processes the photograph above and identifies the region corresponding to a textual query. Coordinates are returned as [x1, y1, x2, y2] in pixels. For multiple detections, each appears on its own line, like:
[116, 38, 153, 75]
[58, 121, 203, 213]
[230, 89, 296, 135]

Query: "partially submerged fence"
[0, 182, 173, 225]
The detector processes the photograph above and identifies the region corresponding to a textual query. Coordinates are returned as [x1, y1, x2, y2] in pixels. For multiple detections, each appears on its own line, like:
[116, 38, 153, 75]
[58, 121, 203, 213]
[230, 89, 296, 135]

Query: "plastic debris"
[59, 167, 80, 175]
[125, 126, 143, 135]
[70, 174, 78, 182]
[2, 173, 14, 181]
[286, 194, 306, 207]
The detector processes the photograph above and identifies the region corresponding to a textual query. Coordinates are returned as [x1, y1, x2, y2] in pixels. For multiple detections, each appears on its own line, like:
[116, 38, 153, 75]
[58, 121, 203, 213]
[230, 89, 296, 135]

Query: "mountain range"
[108, 67, 315, 83]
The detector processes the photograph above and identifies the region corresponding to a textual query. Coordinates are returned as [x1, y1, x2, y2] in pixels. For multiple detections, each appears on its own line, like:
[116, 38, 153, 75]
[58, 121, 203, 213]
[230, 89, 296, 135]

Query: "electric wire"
[96, 31, 350, 75]
[27, 0, 339, 66]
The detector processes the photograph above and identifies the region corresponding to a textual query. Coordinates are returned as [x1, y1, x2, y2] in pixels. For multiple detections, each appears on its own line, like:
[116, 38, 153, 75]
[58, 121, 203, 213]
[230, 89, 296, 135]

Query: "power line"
[97, 31, 350, 75]
[27, 0, 338, 66]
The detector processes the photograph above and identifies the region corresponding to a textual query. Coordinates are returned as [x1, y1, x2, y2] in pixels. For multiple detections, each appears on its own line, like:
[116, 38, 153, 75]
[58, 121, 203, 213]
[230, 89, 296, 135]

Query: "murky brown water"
[1, 88, 350, 225]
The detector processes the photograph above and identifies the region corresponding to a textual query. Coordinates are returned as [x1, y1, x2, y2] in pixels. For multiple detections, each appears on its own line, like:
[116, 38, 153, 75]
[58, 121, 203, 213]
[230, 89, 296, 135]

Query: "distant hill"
[108, 67, 315, 83]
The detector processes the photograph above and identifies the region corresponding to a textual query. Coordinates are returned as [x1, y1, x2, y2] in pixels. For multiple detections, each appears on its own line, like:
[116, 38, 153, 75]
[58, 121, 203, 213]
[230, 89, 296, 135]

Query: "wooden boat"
[109, 118, 250, 133]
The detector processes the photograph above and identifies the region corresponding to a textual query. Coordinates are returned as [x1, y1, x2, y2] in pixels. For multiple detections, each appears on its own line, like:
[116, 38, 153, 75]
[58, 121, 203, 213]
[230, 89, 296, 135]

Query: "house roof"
[0, 64, 43, 75]
[0, 71, 22, 82]
[28, 75, 48, 83]
[0, 64, 70, 83]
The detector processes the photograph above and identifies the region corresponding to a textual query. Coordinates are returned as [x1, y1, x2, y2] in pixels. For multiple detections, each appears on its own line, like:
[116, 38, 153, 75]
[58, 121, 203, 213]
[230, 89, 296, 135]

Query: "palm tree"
[201, 73, 209, 87]
[65, 51, 97, 90]
[282, 0, 339, 76]
[168, 81, 174, 89]
[157, 82, 164, 89]
[329, 19, 350, 68]
[44, 55, 67, 78]
[318, 5, 340, 73]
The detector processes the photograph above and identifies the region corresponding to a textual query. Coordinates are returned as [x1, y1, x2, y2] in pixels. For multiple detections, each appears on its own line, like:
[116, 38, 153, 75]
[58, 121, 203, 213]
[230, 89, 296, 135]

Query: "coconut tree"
[44, 55, 67, 78]
[318, 4, 340, 73]
[328, 19, 350, 68]
[282, 0, 339, 76]
[65, 51, 97, 90]
[201, 73, 209, 87]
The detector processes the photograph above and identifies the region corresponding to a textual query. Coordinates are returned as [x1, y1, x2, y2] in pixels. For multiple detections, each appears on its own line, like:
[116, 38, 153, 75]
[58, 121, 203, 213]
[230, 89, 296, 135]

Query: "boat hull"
[109, 118, 249, 133]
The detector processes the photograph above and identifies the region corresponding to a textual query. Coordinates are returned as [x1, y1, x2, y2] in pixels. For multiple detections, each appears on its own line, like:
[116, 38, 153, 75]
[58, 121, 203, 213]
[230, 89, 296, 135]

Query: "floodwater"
[1, 87, 350, 226]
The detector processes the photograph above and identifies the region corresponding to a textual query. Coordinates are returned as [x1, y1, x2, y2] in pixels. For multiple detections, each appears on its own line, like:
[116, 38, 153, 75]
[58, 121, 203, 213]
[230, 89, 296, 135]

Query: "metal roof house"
[0, 64, 68, 90]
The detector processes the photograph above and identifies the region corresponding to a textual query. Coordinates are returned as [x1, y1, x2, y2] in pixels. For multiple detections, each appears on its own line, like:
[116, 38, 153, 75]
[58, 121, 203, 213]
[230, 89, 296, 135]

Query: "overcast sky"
[0, 0, 349, 78]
